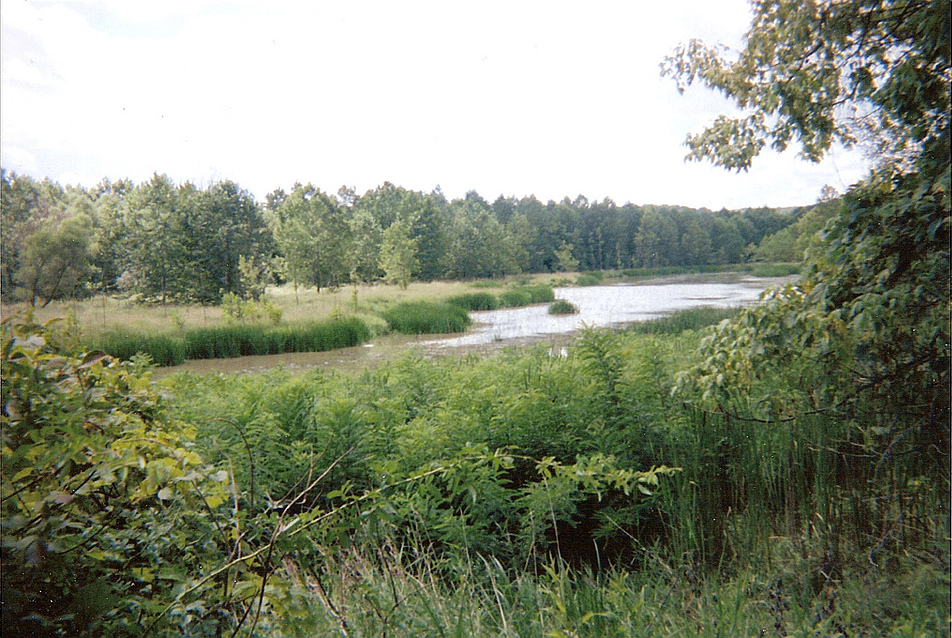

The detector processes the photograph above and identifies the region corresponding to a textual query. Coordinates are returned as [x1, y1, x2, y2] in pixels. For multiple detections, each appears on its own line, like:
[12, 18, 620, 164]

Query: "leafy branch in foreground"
[662, 0, 950, 171]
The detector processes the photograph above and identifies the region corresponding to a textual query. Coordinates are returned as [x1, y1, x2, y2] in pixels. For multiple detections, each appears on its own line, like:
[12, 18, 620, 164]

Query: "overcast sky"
[2, 0, 870, 209]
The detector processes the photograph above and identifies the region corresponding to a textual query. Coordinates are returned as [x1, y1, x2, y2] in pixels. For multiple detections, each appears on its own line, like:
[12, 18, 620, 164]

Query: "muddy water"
[155, 275, 788, 379]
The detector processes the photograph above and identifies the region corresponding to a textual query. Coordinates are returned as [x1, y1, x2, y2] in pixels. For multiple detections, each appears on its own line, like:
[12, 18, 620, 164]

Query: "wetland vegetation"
[2, 1, 949, 636]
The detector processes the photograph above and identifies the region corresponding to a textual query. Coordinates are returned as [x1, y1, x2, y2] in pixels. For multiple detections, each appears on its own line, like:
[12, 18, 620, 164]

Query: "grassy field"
[0, 277, 552, 341]
[1, 267, 794, 340]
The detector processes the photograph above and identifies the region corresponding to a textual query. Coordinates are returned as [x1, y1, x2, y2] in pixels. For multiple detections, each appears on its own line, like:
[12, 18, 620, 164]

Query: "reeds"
[548, 299, 579, 315]
[447, 292, 500, 311]
[625, 307, 740, 335]
[381, 301, 472, 334]
[92, 317, 371, 365]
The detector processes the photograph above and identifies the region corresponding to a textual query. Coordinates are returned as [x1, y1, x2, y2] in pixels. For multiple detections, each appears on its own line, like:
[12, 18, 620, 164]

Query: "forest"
[1, 0, 949, 636]
[1, 167, 809, 307]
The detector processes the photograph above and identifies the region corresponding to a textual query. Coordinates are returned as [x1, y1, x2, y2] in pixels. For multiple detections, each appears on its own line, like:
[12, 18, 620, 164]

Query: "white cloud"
[1, 0, 870, 206]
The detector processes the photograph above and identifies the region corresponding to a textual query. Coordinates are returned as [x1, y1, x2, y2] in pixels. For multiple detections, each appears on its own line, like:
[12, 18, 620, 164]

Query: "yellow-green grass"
[0, 280, 511, 342]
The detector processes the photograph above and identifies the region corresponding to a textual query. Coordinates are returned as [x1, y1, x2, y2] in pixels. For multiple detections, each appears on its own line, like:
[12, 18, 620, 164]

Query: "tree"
[120, 173, 190, 303]
[634, 208, 678, 268]
[661, 0, 950, 172]
[669, 0, 950, 557]
[1, 172, 68, 302]
[379, 217, 418, 289]
[268, 184, 346, 295]
[554, 240, 579, 273]
[16, 215, 93, 307]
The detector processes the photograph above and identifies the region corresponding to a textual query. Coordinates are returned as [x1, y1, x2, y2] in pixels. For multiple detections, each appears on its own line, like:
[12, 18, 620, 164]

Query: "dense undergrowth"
[3, 285, 947, 635]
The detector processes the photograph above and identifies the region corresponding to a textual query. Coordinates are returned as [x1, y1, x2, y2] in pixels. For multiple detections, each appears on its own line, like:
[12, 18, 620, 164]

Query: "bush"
[1, 317, 236, 635]
[548, 299, 580, 315]
[447, 292, 499, 311]
[381, 301, 471, 334]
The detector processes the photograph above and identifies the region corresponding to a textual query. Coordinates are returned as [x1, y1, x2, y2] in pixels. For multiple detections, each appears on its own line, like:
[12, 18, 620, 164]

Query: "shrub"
[447, 292, 499, 311]
[548, 299, 579, 315]
[381, 301, 471, 334]
[0, 317, 236, 635]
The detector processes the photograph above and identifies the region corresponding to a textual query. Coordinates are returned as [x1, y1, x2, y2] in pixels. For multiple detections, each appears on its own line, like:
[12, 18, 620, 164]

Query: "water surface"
[429, 277, 778, 348]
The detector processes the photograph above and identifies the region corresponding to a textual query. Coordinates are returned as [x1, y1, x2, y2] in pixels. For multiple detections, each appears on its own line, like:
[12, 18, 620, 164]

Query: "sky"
[1, 0, 871, 209]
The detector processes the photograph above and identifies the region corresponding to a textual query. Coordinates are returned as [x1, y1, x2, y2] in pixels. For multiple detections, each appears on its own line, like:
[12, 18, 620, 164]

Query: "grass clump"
[447, 292, 499, 311]
[498, 284, 555, 308]
[94, 317, 370, 363]
[381, 301, 471, 334]
[93, 331, 189, 367]
[498, 290, 533, 307]
[548, 299, 579, 315]
[749, 262, 801, 277]
[575, 271, 604, 286]
[518, 283, 556, 303]
[184, 318, 370, 359]
[626, 307, 740, 335]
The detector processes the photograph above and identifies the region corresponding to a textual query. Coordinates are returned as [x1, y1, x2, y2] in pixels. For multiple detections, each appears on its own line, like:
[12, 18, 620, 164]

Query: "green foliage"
[221, 291, 283, 324]
[661, 0, 950, 171]
[498, 289, 533, 307]
[380, 301, 472, 334]
[625, 306, 740, 335]
[447, 291, 500, 311]
[16, 214, 94, 307]
[1, 316, 232, 635]
[548, 299, 579, 315]
[92, 317, 369, 364]
[554, 240, 579, 272]
[379, 216, 419, 289]
[185, 318, 370, 359]
[575, 271, 604, 286]
[94, 330, 189, 366]
[519, 284, 556, 303]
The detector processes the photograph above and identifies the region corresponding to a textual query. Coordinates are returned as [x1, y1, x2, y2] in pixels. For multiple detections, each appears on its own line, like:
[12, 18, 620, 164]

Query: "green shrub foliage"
[1, 316, 234, 635]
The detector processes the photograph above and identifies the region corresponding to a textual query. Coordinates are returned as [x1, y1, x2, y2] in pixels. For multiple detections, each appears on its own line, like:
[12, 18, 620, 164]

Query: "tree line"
[1, 171, 807, 306]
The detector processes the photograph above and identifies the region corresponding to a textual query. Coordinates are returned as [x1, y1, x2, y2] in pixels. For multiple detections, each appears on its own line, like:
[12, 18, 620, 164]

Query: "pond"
[155, 275, 790, 378]
[427, 276, 783, 348]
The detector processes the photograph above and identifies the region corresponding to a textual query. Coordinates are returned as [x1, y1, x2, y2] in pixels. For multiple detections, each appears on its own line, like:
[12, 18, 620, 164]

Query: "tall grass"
[161, 319, 948, 637]
[625, 307, 740, 335]
[93, 331, 190, 367]
[91, 317, 370, 365]
[381, 301, 471, 334]
[447, 292, 500, 311]
[620, 262, 801, 279]
[498, 284, 555, 308]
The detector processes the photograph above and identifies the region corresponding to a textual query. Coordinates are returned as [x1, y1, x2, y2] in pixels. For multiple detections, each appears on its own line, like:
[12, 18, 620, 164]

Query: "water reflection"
[429, 277, 778, 347]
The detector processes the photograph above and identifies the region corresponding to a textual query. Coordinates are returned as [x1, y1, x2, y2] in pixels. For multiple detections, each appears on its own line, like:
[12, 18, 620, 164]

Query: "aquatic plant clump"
[381, 301, 472, 334]
[548, 299, 579, 315]
[92, 317, 371, 364]
[447, 292, 500, 311]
